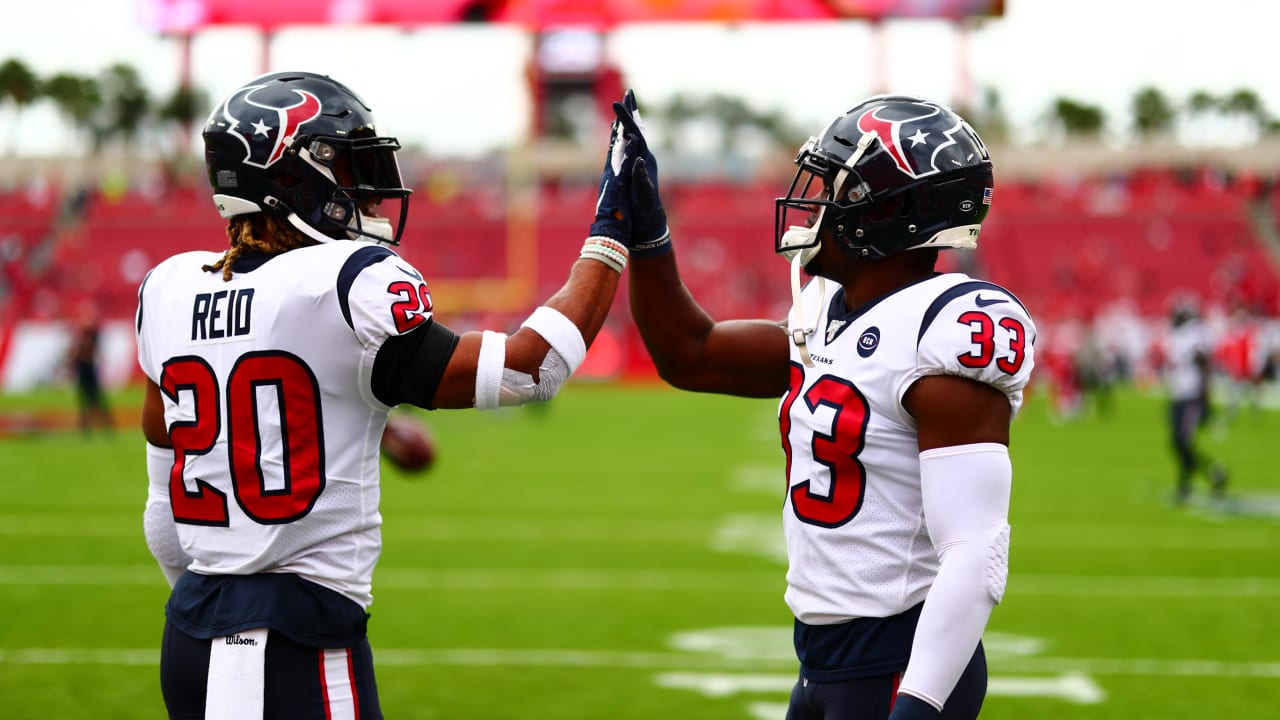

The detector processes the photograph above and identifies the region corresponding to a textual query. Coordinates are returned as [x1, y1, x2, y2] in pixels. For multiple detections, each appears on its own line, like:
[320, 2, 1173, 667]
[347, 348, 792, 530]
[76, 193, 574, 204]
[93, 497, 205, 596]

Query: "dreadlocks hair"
[203, 213, 319, 281]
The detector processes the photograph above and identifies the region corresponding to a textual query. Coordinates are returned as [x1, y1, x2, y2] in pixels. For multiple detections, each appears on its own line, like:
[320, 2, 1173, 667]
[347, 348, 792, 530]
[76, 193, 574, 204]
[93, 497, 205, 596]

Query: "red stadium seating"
[3, 169, 1278, 381]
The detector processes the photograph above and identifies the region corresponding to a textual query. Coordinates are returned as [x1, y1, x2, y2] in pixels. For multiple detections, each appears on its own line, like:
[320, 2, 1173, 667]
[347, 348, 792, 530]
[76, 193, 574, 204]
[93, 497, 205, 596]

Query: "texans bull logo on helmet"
[854, 100, 980, 180]
[218, 84, 323, 169]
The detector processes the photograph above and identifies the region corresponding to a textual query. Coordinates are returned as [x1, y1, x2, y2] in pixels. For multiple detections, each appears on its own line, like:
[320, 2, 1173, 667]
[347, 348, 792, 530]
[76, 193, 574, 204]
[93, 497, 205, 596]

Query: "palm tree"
[1049, 97, 1106, 140]
[1186, 90, 1218, 117]
[93, 63, 150, 153]
[1131, 86, 1175, 140]
[1222, 88, 1268, 136]
[1181, 90, 1218, 143]
[0, 58, 40, 155]
[42, 72, 101, 154]
[969, 87, 1010, 144]
[157, 83, 209, 155]
[706, 94, 758, 155]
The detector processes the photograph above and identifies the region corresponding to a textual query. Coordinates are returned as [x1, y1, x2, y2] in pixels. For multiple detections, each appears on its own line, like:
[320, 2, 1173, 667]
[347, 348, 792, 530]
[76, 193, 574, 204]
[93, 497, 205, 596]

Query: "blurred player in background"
[1163, 297, 1227, 504]
[67, 306, 113, 435]
[607, 91, 1035, 719]
[136, 71, 631, 719]
[1215, 300, 1265, 427]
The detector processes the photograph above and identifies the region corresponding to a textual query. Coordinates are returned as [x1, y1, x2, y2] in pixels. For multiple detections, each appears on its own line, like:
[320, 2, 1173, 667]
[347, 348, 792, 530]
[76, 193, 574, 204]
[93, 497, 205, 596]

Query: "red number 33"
[957, 311, 1026, 375]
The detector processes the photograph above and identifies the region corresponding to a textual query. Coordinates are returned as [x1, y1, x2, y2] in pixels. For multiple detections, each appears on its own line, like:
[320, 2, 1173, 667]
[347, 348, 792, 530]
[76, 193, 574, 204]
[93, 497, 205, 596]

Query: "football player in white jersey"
[137, 71, 637, 720]
[1163, 298, 1227, 504]
[608, 92, 1035, 719]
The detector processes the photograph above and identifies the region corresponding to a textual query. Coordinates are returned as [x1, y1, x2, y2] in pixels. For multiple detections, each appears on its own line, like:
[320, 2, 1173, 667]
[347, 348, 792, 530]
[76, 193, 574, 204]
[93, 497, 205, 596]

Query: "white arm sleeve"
[898, 443, 1012, 710]
[143, 443, 192, 588]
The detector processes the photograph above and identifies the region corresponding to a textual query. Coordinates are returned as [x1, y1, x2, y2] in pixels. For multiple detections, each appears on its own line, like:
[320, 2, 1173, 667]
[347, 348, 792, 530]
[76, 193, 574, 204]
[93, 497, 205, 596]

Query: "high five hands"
[588, 89, 671, 258]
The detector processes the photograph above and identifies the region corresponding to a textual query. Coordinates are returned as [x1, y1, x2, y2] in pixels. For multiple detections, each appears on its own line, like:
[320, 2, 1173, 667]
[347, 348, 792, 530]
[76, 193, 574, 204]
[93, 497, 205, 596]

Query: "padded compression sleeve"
[144, 442, 192, 588]
[898, 443, 1012, 710]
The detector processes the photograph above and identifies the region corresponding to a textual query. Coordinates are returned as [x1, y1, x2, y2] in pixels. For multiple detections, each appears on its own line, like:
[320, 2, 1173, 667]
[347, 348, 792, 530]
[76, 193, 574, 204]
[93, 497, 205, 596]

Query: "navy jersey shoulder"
[917, 279, 1029, 346]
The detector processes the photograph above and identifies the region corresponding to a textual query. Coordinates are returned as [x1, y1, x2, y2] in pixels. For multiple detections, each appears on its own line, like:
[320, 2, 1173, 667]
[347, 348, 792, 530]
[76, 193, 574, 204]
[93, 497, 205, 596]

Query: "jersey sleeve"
[339, 247, 436, 352]
[909, 283, 1037, 418]
[337, 247, 439, 408]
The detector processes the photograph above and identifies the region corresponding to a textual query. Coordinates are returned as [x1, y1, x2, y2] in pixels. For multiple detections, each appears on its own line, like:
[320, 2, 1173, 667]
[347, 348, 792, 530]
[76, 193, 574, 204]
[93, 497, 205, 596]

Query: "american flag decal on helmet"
[983, 187, 994, 205]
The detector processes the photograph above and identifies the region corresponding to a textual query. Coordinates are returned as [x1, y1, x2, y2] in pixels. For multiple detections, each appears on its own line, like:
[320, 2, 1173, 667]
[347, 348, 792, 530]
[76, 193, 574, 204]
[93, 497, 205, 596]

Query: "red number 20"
[161, 351, 325, 526]
[388, 280, 432, 334]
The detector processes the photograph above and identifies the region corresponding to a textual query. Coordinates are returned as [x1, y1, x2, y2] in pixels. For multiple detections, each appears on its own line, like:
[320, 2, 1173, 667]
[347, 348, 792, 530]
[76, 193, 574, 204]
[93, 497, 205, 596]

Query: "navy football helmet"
[203, 71, 411, 245]
[775, 94, 993, 264]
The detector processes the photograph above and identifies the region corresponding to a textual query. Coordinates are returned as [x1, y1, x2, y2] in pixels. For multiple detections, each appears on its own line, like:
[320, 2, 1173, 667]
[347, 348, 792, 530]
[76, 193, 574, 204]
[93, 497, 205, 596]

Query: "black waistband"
[794, 602, 923, 681]
[166, 572, 369, 649]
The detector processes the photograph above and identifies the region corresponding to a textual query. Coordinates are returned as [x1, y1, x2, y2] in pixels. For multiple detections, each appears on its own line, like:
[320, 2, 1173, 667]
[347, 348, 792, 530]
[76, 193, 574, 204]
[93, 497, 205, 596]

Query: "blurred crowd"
[1036, 295, 1280, 423]
[5, 158, 1280, 402]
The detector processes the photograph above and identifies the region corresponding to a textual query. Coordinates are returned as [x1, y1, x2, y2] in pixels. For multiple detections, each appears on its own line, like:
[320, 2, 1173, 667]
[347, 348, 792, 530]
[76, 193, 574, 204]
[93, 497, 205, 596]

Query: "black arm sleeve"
[371, 319, 461, 409]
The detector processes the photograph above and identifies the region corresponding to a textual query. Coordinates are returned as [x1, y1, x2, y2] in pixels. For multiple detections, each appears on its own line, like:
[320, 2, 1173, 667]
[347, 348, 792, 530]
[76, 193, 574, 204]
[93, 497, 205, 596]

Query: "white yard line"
[1, 564, 1278, 597]
[2, 647, 1277, 679]
[657, 671, 1107, 704]
[0, 565, 781, 591]
[5, 503, 1277, 548]
[1009, 574, 1280, 597]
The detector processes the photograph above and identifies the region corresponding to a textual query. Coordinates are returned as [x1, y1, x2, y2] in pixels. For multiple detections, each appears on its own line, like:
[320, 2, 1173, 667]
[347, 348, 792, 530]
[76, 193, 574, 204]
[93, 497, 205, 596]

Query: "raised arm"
[419, 111, 630, 410]
[428, 256, 620, 409]
[612, 91, 790, 398]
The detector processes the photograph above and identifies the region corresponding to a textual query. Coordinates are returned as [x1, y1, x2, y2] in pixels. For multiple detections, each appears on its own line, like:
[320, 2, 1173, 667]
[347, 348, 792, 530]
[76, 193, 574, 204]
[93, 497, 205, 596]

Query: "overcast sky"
[2, 0, 1277, 156]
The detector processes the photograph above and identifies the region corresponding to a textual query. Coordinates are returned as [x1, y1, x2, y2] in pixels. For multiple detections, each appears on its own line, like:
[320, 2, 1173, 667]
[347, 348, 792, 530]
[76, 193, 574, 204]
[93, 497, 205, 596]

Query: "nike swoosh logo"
[975, 294, 1008, 307]
[396, 265, 422, 281]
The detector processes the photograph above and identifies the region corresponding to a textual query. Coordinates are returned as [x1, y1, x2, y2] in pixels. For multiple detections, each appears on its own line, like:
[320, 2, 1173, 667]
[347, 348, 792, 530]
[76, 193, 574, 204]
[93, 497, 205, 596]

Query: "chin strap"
[787, 252, 824, 368]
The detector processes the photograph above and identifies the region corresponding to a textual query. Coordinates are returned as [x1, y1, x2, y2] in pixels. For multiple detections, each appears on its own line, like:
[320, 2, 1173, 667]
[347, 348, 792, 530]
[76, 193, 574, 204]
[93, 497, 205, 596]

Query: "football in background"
[381, 414, 436, 474]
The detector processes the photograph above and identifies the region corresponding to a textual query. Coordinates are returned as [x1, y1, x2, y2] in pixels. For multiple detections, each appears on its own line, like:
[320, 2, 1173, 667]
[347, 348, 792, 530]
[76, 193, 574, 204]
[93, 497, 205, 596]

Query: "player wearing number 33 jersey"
[781, 274, 1034, 623]
[612, 90, 1036, 720]
[136, 71, 626, 720]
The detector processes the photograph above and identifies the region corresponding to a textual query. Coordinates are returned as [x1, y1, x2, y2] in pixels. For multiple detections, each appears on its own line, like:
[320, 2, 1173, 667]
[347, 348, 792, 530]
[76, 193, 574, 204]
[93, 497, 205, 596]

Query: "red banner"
[139, 0, 1002, 32]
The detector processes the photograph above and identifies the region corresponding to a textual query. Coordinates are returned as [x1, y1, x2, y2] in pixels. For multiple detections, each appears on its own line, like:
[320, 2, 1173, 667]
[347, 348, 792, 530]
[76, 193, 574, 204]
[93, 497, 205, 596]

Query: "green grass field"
[1, 381, 1277, 719]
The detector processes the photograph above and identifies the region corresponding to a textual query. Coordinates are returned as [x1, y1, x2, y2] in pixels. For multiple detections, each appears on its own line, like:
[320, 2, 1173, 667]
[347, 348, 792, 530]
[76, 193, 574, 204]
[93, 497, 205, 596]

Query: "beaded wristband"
[587, 236, 629, 257]
[581, 236, 629, 273]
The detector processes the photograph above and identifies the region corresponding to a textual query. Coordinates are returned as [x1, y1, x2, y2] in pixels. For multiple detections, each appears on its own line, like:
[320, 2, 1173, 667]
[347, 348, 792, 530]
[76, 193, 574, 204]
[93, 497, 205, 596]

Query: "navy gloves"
[587, 98, 635, 245]
[610, 90, 670, 257]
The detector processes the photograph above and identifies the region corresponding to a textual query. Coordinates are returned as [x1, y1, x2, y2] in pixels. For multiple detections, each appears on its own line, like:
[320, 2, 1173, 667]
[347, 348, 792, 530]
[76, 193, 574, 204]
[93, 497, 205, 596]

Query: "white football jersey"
[1164, 319, 1211, 401]
[136, 241, 435, 609]
[780, 273, 1036, 624]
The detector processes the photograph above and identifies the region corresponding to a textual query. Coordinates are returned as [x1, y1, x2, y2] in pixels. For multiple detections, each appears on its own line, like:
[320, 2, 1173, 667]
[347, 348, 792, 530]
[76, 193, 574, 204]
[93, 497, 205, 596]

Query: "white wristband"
[475, 330, 507, 410]
[521, 306, 587, 373]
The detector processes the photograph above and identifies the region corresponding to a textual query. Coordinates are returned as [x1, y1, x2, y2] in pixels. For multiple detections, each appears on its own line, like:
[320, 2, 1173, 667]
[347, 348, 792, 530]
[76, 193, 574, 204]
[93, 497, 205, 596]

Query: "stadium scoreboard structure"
[133, 0, 1003, 314]
[139, 0, 1004, 31]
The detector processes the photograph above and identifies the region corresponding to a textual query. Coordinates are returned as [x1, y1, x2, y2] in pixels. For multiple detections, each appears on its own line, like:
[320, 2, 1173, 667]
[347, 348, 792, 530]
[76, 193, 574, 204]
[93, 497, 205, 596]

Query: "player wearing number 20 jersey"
[616, 91, 1036, 720]
[138, 72, 626, 720]
[136, 241, 431, 609]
